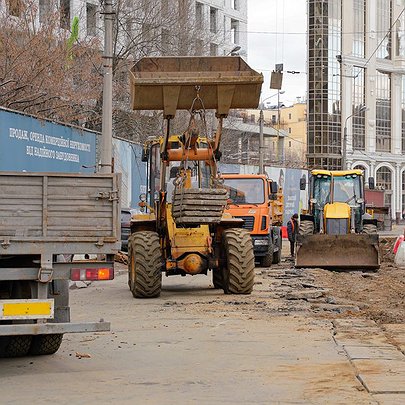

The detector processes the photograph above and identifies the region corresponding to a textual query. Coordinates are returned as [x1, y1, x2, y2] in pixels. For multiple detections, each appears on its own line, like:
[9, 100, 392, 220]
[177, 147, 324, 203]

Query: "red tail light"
[71, 268, 114, 281]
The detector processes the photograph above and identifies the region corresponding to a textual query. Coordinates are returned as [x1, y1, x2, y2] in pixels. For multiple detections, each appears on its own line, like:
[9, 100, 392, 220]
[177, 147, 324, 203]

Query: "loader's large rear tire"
[299, 220, 314, 235]
[259, 242, 273, 268]
[30, 334, 63, 356]
[0, 335, 32, 358]
[128, 231, 162, 298]
[221, 228, 255, 294]
[212, 269, 223, 289]
[362, 223, 377, 234]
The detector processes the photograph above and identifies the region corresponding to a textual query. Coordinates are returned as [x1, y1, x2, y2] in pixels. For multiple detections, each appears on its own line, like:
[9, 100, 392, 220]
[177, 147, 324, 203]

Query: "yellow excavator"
[127, 56, 264, 298]
[296, 169, 380, 269]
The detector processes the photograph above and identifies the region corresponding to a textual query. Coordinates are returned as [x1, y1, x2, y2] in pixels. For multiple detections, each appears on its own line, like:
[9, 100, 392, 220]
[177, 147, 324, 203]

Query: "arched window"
[353, 164, 366, 174]
[376, 166, 392, 211]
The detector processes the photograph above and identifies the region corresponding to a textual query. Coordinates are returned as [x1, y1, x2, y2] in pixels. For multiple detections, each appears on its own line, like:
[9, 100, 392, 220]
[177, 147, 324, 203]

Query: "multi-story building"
[245, 102, 307, 168]
[308, 0, 405, 220]
[1, 0, 247, 57]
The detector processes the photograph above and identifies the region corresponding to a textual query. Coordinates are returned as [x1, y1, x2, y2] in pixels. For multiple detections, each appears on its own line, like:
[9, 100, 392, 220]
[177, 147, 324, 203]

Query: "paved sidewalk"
[333, 319, 405, 404]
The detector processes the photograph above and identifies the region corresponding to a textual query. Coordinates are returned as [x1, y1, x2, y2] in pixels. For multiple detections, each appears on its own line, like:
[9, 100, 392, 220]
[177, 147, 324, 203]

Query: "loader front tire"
[222, 228, 255, 294]
[299, 220, 314, 235]
[212, 269, 224, 289]
[128, 231, 162, 298]
[30, 334, 63, 355]
[362, 223, 377, 234]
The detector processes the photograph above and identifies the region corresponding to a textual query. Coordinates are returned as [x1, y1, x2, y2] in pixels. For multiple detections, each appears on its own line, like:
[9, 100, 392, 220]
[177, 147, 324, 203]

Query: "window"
[288, 128, 292, 133]
[60, 0, 71, 29]
[230, 19, 239, 44]
[7, 0, 23, 17]
[161, 29, 170, 55]
[376, 0, 392, 59]
[196, 2, 203, 29]
[161, 0, 168, 16]
[353, 0, 365, 57]
[210, 43, 218, 56]
[210, 7, 217, 33]
[402, 171, 405, 217]
[288, 113, 292, 120]
[39, 0, 52, 23]
[231, 0, 238, 10]
[402, 76, 405, 153]
[289, 141, 292, 147]
[376, 71, 391, 152]
[376, 166, 392, 211]
[352, 67, 366, 151]
[271, 115, 276, 124]
[86, 3, 97, 36]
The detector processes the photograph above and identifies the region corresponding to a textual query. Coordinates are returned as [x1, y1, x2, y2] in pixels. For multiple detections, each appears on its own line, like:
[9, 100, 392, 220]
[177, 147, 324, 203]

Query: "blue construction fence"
[0, 107, 307, 220]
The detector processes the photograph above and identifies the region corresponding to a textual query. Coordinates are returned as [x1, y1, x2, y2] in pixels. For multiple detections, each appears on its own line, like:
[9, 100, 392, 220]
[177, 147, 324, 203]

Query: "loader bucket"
[130, 56, 263, 117]
[295, 234, 380, 270]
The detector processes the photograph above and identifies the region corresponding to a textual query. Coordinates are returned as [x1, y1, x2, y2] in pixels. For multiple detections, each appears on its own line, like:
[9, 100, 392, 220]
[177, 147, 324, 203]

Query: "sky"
[247, 0, 307, 107]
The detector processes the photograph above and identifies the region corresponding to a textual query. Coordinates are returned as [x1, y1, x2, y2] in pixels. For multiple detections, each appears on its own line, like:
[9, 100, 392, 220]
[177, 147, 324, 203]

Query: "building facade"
[308, 0, 405, 219]
[245, 103, 307, 168]
[0, 0, 247, 57]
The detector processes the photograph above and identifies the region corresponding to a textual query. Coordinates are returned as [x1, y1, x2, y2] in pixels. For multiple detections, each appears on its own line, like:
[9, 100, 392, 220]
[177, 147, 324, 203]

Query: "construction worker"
[287, 213, 299, 257]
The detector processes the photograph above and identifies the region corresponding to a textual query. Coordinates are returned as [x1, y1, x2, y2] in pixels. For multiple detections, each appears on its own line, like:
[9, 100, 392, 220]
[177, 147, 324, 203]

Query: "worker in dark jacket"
[287, 213, 299, 257]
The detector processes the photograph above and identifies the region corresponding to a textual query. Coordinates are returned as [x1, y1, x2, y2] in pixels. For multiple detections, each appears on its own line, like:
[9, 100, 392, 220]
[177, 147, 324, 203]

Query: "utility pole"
[259, 109, 264, 174]
[100, 0, 113, 173]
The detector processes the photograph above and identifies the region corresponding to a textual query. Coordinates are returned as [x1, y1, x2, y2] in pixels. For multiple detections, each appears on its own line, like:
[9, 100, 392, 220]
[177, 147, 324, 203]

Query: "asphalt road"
[0, 265, 402, 404]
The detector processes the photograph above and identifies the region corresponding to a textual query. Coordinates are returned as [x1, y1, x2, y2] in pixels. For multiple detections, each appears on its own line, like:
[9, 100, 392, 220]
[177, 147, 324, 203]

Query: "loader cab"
[308, 170, 366, 234]
[144, 138, 212, 209]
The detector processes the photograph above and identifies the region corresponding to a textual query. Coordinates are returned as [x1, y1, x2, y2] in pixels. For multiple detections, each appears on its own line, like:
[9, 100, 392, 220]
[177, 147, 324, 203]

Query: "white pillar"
[396, 163, 401, 221]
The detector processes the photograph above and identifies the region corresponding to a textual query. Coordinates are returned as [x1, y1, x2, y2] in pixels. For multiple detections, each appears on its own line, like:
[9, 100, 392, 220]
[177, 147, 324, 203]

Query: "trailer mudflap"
[0, 321, 110, 336]
[295, 233, 380, 270]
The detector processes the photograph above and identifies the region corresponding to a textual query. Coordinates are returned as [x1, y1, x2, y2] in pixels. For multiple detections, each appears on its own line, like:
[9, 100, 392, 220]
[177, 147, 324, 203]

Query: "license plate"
[0, 299, 54, 320]
[254, 239, 268, 246]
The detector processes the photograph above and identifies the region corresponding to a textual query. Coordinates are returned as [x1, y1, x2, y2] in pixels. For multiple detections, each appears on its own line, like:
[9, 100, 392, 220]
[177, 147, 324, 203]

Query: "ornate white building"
[0, 0, 247, 57]
[308, 0, 405, 220]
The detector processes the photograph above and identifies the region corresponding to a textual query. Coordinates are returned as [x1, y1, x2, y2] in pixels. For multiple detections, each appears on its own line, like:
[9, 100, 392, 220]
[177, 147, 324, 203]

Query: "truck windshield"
[333, 175, 361, 205]
[313, 175, 331, 206]
[223, 178, 265, 204]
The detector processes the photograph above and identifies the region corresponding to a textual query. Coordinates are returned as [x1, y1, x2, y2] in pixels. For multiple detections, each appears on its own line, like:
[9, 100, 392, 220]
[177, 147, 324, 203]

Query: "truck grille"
[236, 216, 255, 231]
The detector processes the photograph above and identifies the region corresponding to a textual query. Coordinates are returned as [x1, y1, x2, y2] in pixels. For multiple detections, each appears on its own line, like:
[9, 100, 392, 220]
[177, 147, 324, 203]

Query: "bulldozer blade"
[295, 234, 380, 270]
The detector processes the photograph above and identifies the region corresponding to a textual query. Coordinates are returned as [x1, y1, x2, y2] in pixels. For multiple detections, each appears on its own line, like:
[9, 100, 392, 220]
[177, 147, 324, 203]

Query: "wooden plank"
[173, 211, 223, 217]
[173, 217, 222, 224]
[172, 199, 226, 207]
[172, 205, 225, 212]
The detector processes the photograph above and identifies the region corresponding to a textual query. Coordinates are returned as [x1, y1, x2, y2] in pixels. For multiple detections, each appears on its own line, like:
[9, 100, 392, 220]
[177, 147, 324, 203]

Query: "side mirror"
[368, 177, 375, 190]
[141, 147, 149, 162]
[269, 181, 278, 194]
[299, 176, 306, 190]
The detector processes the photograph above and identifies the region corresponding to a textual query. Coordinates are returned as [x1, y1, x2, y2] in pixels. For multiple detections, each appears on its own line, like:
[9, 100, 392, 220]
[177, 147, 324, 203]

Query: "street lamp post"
[258, 91, 285, 174]
[342, 105, 368, 170]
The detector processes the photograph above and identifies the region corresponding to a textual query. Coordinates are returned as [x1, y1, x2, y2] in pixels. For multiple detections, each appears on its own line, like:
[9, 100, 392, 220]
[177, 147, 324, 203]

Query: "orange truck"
[221, 174, 283, 266]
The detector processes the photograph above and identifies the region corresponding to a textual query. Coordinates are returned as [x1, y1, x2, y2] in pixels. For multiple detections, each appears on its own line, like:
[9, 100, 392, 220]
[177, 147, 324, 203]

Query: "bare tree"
[0, 0, 103, 124]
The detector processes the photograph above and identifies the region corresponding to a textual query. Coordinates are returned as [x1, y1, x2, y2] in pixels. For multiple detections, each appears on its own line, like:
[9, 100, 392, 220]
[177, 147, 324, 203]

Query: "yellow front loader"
[296, 169, 380, 270]
[128, 56, 264, 297]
